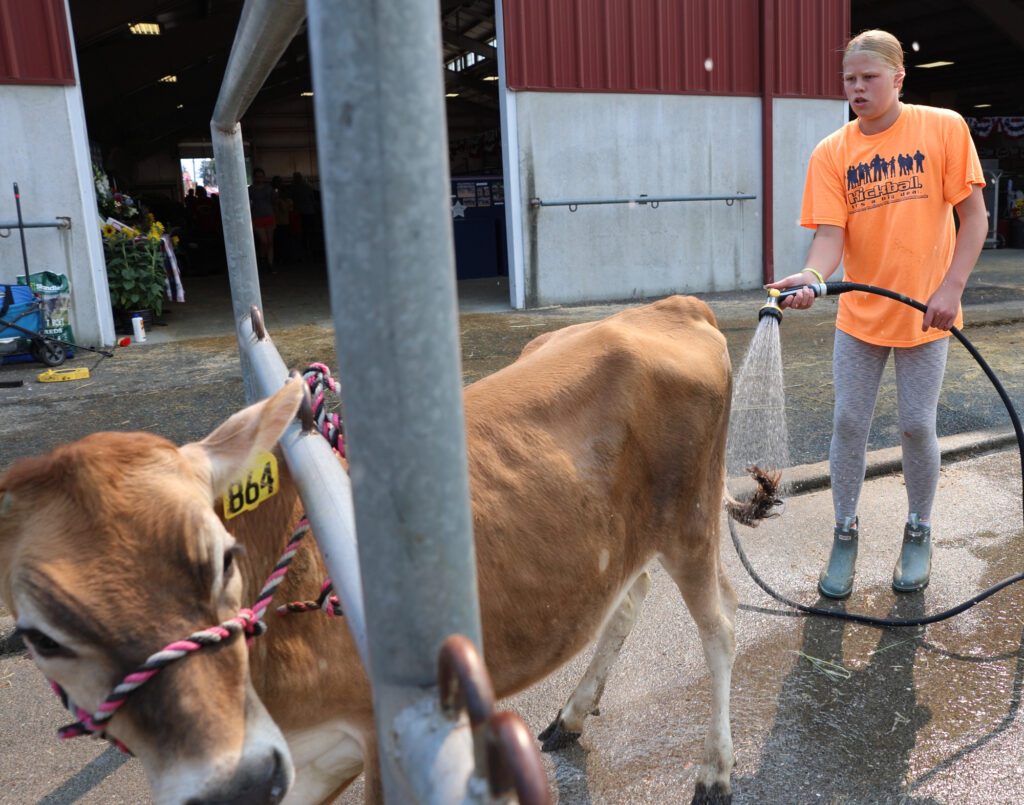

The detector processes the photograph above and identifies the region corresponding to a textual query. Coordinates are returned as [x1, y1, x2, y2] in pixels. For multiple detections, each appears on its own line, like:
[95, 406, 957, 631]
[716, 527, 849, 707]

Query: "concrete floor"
[141, 268, 512, 345]
[3, 251, 1024, 803]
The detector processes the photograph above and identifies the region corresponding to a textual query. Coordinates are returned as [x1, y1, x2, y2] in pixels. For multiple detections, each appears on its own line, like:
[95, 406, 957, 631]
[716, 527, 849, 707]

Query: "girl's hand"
[765, 272, 817, 310]
[922, 282, 963, 331]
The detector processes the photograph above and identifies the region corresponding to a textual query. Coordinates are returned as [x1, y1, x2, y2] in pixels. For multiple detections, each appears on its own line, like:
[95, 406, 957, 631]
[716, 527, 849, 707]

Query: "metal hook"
[438, 634, 495, 791]
[726, 198, 735, 207]
[568, 203, 578, 213]
[250, 305, 267, 341]
[437, 634, 495, 727]
[291, 369, 315, 432]
[485, 712, 552, 805]
[651, 200, 659, 209]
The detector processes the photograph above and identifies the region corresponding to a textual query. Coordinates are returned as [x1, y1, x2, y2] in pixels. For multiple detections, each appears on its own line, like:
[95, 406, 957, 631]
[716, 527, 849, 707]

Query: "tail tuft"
[726, 465, 784, 526]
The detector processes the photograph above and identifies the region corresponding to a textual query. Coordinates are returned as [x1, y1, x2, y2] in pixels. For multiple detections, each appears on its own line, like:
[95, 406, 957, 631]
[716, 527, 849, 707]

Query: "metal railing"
[530, 192, 757, 211]
[209, 1, 520, 802]
[0, 218, 71, 232]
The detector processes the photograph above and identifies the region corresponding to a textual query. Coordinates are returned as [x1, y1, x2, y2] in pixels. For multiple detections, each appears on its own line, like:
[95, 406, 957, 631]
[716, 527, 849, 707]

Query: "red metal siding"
[773, 0, 848, 98]
[502, 0, 847, 99]
[0, 0, 76, 86]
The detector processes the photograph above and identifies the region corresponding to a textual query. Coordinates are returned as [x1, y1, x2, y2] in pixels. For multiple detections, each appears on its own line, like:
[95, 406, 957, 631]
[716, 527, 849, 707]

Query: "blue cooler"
[0, 284, 42, 353]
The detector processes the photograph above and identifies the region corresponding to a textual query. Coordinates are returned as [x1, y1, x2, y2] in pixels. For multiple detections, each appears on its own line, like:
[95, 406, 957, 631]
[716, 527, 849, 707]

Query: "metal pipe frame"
[530, 192, 757, 208]
[213, 1, 485, 801]
[238, 315, 369, 663]
[0, 219, 72, 231]
[306, 0, 484, 801]
[208, 0, 372, 670]
[211, 0, 307, 403]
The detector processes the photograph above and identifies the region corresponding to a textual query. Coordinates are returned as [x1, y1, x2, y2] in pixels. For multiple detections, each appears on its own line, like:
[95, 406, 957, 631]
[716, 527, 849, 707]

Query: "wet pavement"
[2, 250, 1024, 803]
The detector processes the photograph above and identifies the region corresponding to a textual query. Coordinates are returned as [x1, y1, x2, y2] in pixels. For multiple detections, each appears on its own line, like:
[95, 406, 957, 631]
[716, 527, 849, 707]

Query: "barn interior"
[69, 0, 1024, 288]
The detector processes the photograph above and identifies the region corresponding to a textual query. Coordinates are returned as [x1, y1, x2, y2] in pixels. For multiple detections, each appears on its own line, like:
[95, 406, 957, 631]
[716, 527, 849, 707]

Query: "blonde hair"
[844, 30, 905, 72]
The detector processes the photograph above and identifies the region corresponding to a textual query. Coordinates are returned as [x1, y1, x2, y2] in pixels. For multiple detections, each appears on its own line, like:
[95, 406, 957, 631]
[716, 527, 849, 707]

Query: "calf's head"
[0, 379, 304, 804]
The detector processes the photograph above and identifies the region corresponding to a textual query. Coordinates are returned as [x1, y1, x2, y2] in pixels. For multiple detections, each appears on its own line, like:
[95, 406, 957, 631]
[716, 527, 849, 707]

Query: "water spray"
[733, 281, 1024, 627]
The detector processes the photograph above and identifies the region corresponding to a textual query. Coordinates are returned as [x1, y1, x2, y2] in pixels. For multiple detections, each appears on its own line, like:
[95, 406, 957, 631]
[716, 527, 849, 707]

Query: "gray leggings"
[831, 329, 948, 523]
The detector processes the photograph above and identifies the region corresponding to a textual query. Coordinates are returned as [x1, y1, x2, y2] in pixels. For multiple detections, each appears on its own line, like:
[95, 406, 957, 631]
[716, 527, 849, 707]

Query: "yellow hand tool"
[37, 367, 90, 382]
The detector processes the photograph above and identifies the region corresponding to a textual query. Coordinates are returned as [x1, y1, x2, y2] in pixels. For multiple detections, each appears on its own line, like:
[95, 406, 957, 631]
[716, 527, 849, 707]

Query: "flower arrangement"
[100, 217, 167, 317]
[94, 163, 178, 319]
[94, 164, 139, 223]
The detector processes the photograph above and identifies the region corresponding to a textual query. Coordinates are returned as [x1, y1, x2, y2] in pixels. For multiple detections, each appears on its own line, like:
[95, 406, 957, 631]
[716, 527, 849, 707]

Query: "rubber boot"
[892, 514, 932, 593]
[818, 516, 859, 600]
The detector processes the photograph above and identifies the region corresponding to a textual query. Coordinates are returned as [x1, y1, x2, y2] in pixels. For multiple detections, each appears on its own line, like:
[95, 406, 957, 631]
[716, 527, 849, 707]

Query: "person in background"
[767, 29, 988, 599]
[290, 171, 317, 260]
[271, 176, 294, 265]
[248, 168, 276, 269]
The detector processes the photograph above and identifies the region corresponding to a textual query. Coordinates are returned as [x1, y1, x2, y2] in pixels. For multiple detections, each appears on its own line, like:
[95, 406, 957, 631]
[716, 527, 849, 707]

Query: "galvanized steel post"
[237, 316, 369, 662]
[209, 0, 372, 664]
[211, 0, 306, 402]
[306, 0, 484, 800]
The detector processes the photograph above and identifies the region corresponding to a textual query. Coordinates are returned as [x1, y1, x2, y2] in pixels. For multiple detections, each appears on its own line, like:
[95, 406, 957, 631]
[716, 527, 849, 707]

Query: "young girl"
[768, 30, 988, 599]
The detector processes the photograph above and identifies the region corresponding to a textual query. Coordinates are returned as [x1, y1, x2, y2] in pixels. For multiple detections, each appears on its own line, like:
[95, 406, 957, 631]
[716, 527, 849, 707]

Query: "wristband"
[801, 267, 825, 283]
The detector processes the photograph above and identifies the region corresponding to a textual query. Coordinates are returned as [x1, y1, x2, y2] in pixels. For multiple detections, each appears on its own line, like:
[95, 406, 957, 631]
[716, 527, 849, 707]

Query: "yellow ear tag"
[223, 450, 280, 520]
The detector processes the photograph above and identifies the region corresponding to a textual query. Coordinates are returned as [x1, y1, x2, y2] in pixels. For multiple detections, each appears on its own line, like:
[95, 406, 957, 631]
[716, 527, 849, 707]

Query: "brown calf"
[0, 295, 741, 804]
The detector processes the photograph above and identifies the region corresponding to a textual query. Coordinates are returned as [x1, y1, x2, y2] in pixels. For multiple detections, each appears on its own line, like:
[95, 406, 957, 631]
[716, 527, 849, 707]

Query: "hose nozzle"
[758, 289, 783, 322]
[757, 283, 828, 323]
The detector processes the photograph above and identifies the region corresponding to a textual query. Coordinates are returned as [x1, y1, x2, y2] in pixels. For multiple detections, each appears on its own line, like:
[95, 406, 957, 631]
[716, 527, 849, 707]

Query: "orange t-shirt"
[800, 104, 985, 347]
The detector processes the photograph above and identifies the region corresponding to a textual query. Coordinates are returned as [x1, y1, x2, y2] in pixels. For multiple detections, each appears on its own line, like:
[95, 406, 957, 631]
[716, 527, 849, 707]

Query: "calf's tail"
[725, 466, 783, 526]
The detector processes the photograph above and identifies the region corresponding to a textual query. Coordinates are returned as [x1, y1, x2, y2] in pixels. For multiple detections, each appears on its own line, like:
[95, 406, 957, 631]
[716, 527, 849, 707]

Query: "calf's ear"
[182, 376, 304, 496]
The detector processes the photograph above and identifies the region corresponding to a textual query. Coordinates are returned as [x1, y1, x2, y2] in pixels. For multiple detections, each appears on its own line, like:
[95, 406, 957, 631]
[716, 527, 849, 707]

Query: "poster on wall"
[456, 182, 476, 208]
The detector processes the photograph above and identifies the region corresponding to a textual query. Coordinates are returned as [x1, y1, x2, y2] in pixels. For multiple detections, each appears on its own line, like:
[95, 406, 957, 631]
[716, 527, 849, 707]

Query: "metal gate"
[210, 1, 546, 802]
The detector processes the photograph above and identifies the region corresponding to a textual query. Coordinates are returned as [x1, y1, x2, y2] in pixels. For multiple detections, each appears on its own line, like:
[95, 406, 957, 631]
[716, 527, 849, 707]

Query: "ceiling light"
[300, 91, 314, 97]
[482, 75, 499, 81]
[176, 104, 184, 109]
[159, 74, 177, 83]
[915, 61, 954, 69]
[911, 41, 920, 52]
[974, 103, 992, 108]
[129, 22, 160, 35]
[446, 92, 460, 97]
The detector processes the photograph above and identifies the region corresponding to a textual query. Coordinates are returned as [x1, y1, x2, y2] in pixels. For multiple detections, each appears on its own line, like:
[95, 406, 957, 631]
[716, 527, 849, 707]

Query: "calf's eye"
[223, 545, 246, 578]
[15, 627, 71, 659]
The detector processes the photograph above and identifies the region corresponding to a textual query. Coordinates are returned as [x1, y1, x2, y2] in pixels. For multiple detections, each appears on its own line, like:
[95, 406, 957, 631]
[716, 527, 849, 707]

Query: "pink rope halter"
[51, 364, 348, 752]
[52, 522, 309, 751]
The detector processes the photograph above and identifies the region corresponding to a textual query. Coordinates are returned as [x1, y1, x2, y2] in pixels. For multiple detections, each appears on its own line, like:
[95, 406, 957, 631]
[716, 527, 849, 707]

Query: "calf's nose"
[185, 748, 288, 805]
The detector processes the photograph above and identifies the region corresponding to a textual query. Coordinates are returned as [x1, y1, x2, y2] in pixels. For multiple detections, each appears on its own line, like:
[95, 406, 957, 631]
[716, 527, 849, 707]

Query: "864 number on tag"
[223, 451, 280, 520]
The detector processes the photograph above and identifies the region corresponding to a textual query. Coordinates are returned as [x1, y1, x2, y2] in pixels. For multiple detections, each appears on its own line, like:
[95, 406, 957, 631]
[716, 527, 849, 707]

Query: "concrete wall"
[0, 82, 113, 347]
[515, 92, 762, 307]
[772, 97, 848, 279]
[511, 91, 847, 307]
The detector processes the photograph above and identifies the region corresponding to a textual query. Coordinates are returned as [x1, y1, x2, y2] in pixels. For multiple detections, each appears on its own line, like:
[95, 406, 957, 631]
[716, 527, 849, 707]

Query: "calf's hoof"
[537, 711, 581, 752]
[691, 781, 732, 805]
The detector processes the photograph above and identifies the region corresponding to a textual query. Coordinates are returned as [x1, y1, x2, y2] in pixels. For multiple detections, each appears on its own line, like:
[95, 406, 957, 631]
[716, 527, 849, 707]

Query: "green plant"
[101, 224, 166, 317]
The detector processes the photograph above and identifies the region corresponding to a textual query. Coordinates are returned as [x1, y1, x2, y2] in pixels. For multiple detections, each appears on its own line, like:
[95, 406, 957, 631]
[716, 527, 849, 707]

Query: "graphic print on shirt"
[846, 149, 927, 214]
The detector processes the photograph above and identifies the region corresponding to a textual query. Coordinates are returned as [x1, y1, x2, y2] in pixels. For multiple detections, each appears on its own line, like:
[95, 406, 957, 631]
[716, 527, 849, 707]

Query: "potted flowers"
[95, 164, 170, 332]
[101, 220, 167, 333]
